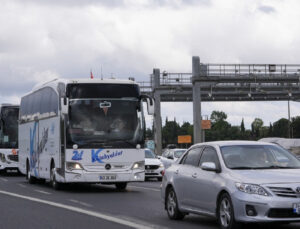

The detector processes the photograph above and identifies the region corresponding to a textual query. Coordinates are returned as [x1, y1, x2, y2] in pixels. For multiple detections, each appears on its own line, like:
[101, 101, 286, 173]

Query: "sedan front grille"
[145, 165, 159, 170]
[7, 155, 18, 162]
[268, 208, 300, 218]
[268, 187, 298, 198]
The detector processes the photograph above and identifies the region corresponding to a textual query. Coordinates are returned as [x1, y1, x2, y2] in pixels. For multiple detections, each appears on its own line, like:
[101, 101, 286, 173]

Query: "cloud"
[1, 0, 300, 130]
[258, 5, 276, 14]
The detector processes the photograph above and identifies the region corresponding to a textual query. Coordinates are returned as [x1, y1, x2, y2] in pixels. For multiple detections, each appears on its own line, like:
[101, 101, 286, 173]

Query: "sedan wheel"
[166, 188, 185, 220]
[218, 193, 240, 229]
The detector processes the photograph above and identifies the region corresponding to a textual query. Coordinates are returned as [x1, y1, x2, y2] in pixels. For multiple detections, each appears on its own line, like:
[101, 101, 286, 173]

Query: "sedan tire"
[166, 187, 185, 220]
[217, 193, 241, 229]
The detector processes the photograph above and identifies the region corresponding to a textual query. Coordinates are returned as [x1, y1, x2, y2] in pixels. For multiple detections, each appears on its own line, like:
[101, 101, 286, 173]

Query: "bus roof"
[25, 78, 139, 98]
[0, 103, 19, 108]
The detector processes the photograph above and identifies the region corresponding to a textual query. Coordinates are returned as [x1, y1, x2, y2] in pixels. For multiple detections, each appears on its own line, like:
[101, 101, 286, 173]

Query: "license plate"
[99, 175, 116, 181]
[293, 203, 300, 214]
[146, 170, 154, 173]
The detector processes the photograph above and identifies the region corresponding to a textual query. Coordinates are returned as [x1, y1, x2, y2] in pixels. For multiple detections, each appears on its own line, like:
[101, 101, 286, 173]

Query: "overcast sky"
[1, 0, 300, 128]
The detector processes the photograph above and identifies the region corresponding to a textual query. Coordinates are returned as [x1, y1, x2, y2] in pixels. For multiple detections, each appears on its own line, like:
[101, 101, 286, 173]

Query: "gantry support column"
[192, 56, 202, 144]
[153, 69, 163, 155]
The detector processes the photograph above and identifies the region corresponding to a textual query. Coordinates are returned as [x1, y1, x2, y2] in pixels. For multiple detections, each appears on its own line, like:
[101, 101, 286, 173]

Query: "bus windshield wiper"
[105, 140, 137, 147]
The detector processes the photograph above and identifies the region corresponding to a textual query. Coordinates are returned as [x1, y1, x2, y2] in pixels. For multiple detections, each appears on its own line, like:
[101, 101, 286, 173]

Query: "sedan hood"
[145, 158, 162, 166]
[229, 169, 300, 185]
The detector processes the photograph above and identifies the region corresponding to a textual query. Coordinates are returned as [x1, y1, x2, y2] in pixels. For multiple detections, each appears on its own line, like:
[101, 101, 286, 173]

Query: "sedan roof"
[193, 140, 275, 148]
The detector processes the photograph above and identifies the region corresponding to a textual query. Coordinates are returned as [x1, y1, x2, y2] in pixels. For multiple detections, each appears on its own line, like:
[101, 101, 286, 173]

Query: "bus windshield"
[66, 99, 144, 148]
[0, 107, 19, 148]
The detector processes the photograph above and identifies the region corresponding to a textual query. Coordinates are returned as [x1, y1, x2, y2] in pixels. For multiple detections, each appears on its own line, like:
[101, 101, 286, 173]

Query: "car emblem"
[105, 164, 111, 170]
[296, 187, 300, 193]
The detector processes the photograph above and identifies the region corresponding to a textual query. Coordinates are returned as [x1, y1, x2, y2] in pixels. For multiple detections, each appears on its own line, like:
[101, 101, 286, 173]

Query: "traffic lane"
[0, 176, 217, 229]
[2, 176, 300, 229]
[0, 193, 131, 229]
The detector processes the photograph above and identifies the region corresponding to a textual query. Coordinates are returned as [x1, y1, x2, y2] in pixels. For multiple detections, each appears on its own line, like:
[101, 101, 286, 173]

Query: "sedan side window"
[199, 147, 220, 167]
[182, 148, 202, 166]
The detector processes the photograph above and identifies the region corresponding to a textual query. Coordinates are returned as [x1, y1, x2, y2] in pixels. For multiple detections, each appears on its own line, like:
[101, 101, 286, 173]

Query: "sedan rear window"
[220, 145, 300, 169]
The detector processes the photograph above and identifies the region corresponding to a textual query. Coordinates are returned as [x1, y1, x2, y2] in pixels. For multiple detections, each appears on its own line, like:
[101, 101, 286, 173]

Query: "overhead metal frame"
[139, 56, 300, 154]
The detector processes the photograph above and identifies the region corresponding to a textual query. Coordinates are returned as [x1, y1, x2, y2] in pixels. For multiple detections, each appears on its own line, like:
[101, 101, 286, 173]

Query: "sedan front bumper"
[232, 191, 300, 223]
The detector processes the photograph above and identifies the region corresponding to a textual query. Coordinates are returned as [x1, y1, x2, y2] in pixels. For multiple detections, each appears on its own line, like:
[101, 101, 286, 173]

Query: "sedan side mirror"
[167, 156, 174, 160]
[201, 162, 220, 173]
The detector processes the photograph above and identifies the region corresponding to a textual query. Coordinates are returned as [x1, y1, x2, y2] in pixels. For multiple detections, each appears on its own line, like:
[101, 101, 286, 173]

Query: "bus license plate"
[99, 175, 116, 181]
[146, 170, 154, 173]
[293, 203, 300, 214]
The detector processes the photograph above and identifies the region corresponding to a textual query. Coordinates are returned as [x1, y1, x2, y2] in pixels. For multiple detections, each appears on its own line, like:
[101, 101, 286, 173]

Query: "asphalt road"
[1, 173, 300, 229]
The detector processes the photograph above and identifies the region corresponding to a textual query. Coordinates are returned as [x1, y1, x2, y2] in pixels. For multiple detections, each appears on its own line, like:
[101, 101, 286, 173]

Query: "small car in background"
[162, 141, 300, 229]
[160, 148, 187, 169]
[145, 149, 164, 181]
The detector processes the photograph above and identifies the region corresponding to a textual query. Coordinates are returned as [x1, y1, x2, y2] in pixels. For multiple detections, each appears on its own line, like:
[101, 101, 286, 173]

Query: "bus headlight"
[66, 162, 83, 171]
[0, 153, 6, 163]
[132, 161, 144, 170]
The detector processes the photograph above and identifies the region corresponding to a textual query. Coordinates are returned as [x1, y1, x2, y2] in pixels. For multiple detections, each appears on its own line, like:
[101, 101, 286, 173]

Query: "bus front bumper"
[56, 169, 145, 183]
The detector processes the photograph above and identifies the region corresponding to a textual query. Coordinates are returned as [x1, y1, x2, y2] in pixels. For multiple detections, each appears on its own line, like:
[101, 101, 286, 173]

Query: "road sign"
[178, 135, 192, 144]
[201, 120, 211, 130]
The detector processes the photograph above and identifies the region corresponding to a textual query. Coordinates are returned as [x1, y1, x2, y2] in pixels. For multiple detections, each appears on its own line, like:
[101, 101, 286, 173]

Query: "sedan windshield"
[66, 99, 144, 148]
[145, 149, 156, 159]
[221, 145, 300, 169]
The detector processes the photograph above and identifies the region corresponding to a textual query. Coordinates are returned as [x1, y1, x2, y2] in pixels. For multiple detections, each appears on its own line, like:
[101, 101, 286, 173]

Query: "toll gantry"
[139, 56, 300, 155]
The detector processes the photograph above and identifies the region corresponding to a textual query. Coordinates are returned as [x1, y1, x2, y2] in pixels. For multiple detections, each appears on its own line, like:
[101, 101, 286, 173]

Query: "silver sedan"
[161, 141, 300, 229]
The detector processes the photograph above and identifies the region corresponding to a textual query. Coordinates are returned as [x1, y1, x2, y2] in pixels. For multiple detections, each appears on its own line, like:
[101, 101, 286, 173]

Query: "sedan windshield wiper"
[256, 165, 299, 169]
[230, 166, 255, 170]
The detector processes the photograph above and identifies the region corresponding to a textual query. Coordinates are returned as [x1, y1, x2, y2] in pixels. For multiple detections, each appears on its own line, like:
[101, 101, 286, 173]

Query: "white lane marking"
[34, 189, 52, 195]
[0, 189, 155, 229]
[18, 184, 26, 188]
[0, 178, 8, 182]
[128, 185, 160, 192]
[69, 199, 93, 207]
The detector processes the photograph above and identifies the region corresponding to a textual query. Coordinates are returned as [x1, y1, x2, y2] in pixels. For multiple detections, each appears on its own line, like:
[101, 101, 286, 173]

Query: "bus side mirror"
[61, 97, 69, 115]
[140, 95, 154, 115]
[146, 98, 154, 115]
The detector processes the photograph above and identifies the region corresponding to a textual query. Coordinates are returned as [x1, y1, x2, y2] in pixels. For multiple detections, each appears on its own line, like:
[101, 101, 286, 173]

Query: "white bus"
[18, 78, 154, 190]
[0, 104, 19, 173]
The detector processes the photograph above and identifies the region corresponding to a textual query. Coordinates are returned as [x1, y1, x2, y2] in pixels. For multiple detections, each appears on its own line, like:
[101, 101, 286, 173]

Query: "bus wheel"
[115, 182, 127, 191]
[26, 160, 36, 184]
[50, 165, 62, 190]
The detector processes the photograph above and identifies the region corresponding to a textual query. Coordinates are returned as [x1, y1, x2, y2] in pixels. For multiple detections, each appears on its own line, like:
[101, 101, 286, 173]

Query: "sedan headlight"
[235, 183, 270, 196]
[66, 162, 83, 171]
[132, 161, 144, 170]
[159, 163, 164, 168]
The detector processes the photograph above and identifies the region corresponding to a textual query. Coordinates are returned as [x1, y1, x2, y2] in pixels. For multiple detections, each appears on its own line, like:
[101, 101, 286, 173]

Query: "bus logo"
[72, 150, 83, 161]
[91, 149, 123, 163]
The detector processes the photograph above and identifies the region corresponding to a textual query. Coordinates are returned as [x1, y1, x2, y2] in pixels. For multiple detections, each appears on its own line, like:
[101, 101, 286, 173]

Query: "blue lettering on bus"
[91, 149, 123, 163]
[29, 122, 38, 177]
[72, 150, 83, 161]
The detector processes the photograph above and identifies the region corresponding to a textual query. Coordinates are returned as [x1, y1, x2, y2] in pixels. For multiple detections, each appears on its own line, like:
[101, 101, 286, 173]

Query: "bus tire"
[26, 160, 36, 184]
[115, 182, 127, 191]
[50, 165, 62, 190]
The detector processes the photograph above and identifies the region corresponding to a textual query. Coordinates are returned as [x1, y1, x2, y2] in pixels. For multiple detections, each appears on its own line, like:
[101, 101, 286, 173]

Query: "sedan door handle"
[192, 173, 197, 178]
